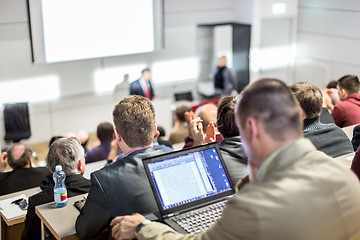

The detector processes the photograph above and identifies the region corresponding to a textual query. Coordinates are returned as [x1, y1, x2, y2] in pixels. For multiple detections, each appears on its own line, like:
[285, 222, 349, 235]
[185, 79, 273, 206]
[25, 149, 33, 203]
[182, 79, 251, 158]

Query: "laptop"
[143, 143, 235, 234]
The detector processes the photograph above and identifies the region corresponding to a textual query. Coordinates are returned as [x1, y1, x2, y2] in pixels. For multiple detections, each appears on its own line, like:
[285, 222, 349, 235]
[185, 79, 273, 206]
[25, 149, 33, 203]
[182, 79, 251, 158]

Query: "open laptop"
[143, 143, 235, 234]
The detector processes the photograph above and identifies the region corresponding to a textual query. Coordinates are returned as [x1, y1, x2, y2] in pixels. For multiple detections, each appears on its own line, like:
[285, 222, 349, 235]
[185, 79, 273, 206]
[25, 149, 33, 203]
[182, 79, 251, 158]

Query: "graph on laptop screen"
[148, 147, 231, 210]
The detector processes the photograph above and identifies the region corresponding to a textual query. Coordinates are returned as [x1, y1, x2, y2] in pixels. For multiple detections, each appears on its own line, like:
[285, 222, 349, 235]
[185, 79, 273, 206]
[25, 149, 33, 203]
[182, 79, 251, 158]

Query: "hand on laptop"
[110, 213, 145, 240]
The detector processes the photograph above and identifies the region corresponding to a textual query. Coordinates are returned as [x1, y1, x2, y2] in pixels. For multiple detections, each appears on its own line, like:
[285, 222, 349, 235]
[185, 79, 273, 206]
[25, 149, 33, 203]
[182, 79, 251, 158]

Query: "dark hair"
[175, 105, 191, 122]
[49, 136, 63, 148]
[338, 75, 360, 95]
[97, 122, 114, 143]
[217, 95, 240, 138]
[289, 82, 322, 119]
[7, 143, 33, 169]
[113, 96, 155, 148]
[237, 78, 302, 141]
[141, 68, 151, 74]
[326, 81, 338, 89]
[157, 126, 166, 137]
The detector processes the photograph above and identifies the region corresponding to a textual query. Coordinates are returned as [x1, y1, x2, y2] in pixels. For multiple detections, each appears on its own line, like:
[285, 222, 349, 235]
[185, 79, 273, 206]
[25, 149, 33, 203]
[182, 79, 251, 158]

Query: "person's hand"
[0, 152, 8, 173]
[189, 117, 205, 146]
[107, 139, 119, 163]
[204, 122, 216, 144]
[323, 90, 334, 111]
[111, 213, 146, 240]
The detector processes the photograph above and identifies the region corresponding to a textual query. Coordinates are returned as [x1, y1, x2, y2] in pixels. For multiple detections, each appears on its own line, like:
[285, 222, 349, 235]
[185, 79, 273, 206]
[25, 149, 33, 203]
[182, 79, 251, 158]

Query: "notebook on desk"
[142, 143, 234, 234]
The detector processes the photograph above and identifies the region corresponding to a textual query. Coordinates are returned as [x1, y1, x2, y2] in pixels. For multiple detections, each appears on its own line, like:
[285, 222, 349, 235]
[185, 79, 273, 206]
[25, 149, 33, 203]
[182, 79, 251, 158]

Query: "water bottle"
[53, 165, 67, 208]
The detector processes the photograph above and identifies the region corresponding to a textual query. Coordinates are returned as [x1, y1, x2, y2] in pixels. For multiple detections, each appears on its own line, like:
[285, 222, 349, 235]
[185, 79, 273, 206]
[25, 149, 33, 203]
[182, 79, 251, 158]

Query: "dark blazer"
[129, 79, 155, 100]
[75, 148, 169, 239]
[352, 124, 360, 151]
[0, 167, 51, 196]
[21, 174, 90, 240]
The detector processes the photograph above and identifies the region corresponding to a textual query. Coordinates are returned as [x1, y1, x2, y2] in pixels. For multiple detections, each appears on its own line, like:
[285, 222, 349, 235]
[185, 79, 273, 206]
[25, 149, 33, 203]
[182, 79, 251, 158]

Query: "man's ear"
[247, 118, 260, 144]
[77, 158, 85, 174]
[154, 123, 158, 138]
[114, 127, 122, 142]
[342, 88, 348, 98]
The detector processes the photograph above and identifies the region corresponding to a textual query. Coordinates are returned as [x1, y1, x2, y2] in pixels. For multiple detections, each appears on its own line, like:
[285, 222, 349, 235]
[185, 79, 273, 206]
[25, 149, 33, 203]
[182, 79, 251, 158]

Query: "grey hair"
[46, 137, 84, 175]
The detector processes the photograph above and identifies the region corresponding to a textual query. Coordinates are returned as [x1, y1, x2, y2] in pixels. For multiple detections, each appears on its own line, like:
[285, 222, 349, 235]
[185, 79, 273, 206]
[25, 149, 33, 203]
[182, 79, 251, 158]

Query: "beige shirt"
[138, 138, 360, 240]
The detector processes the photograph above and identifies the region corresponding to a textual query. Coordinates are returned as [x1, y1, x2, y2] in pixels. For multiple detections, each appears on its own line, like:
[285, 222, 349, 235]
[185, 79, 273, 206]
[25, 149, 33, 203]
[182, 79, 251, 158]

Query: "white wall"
[295, 0, 360, 88]
[0, 0, 243, 146]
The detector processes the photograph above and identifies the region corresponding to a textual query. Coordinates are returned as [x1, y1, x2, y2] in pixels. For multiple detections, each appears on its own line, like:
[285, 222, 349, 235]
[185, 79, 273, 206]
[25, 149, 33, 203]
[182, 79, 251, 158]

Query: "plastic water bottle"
[53, 165, 67, 208]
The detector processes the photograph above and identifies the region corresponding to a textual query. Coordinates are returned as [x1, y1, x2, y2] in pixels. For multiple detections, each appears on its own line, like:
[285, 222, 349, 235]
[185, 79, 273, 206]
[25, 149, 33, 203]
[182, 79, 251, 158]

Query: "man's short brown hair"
[289, 82, 322, 119]
[236, 78, 302, 141]
[7, 143, 33, 169]
[217, 95, 239, 138]
[113, 95, 155, 148]
[97, 122, 114, 143]
[338, 75, 360, 95]
[175, 105, 191, 122]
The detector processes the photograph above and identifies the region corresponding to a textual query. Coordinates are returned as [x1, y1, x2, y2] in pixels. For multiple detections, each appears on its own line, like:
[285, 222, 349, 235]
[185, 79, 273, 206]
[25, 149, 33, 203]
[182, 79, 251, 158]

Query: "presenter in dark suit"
[129, 68, 155, 100]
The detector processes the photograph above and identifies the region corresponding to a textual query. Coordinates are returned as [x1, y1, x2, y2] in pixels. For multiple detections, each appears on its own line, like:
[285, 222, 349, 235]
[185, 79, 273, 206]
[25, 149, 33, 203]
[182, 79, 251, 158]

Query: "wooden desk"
[334, 153, 355, 168]
[36, 194, 86, 240]
[342, 124, 357, 140]
[0, 187, 41, 240]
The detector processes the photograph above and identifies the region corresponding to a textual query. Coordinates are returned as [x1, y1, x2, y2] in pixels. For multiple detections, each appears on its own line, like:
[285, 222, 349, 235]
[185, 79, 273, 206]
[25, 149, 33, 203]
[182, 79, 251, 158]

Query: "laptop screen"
[147, 146, 232, 211]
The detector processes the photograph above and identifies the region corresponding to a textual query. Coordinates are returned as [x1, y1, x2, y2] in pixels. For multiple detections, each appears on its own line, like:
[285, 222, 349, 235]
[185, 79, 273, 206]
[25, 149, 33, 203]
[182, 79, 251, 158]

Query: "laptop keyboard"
[171, 200, 227, 234]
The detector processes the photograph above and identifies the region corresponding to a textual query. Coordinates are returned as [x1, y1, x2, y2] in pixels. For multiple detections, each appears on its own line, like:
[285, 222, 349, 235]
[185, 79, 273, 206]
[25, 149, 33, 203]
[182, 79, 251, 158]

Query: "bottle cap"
[55, 165, 62, 171]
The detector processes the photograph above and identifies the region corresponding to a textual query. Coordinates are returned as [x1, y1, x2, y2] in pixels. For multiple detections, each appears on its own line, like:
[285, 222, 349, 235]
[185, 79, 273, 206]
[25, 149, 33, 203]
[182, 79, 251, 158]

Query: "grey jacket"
[219, 136, 248, 185]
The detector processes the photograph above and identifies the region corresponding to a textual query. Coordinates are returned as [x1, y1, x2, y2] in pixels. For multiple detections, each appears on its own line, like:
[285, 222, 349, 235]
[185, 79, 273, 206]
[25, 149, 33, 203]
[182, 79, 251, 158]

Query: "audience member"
[351, 147, 360, 180]
[129, 68, 155, 100]
[352, 124, 360, 151]
[77, 130, 89, 153]
[169, 105, 191, 144]
[214, 56, 238, 96]
[75, 96, 170, 239]
[290, 82, 353, 157]
[184, 104, 222, 148]
[0, 143, 51, 196]
[85, 122, 122, 163]
[332, 75, 360, 127]
[216, 95, 248, 185]
[111, 78, 360, 240]
[155, 126, 172, 149]
[49, 136, 63, 148]
[22, 138, 90, 240]
[324, 80, 341, 106]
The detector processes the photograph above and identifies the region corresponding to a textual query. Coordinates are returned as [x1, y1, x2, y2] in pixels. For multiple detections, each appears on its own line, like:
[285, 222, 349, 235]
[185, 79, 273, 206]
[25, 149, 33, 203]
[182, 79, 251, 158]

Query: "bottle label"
[54, 190, 68, 203]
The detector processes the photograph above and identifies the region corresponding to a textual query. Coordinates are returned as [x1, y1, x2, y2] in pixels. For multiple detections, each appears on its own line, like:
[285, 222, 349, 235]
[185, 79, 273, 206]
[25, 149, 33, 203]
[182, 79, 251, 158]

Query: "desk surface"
[334, 152, 354, 168]
[0, 187, 41, 226]
[35, 194, 85, 240]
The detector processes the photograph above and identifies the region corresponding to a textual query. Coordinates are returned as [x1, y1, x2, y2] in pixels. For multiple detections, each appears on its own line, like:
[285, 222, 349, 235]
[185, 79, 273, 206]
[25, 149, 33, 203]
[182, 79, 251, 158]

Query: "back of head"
[327, 80, 338, 89]
[338, 75, 360, 95]
[113, 95, 155, 148]
[237, 78, 302, 141]
[289, 82, 323, 119]
[96, 122, 114, 143]
[196, 104, 217, 131]
[175, 105, 191, 122]
[46, 137, 84, 175]
[7, 143, 33, 169]
[217, 95, 240, 138]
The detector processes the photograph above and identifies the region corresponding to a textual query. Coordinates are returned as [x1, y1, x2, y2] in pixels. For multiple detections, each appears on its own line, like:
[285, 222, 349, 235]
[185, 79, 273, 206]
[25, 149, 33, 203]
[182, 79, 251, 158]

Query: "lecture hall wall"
[0, 0, 251, 147]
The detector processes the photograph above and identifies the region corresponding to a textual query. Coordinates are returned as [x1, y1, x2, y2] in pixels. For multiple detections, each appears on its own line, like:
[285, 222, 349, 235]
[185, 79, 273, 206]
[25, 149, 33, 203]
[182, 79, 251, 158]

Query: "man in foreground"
[111, 78, 360, 240]
[76, 96, 170, 239]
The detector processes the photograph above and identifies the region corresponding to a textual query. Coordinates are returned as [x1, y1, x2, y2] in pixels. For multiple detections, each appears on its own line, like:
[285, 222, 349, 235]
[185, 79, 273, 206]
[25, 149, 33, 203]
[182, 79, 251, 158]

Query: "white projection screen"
[28, 0, 163, 63]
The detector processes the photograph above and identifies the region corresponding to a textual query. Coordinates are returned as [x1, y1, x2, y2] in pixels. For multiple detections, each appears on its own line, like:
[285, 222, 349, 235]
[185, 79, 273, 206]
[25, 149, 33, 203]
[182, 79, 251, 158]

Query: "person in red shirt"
[331, 75, 360, 127]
